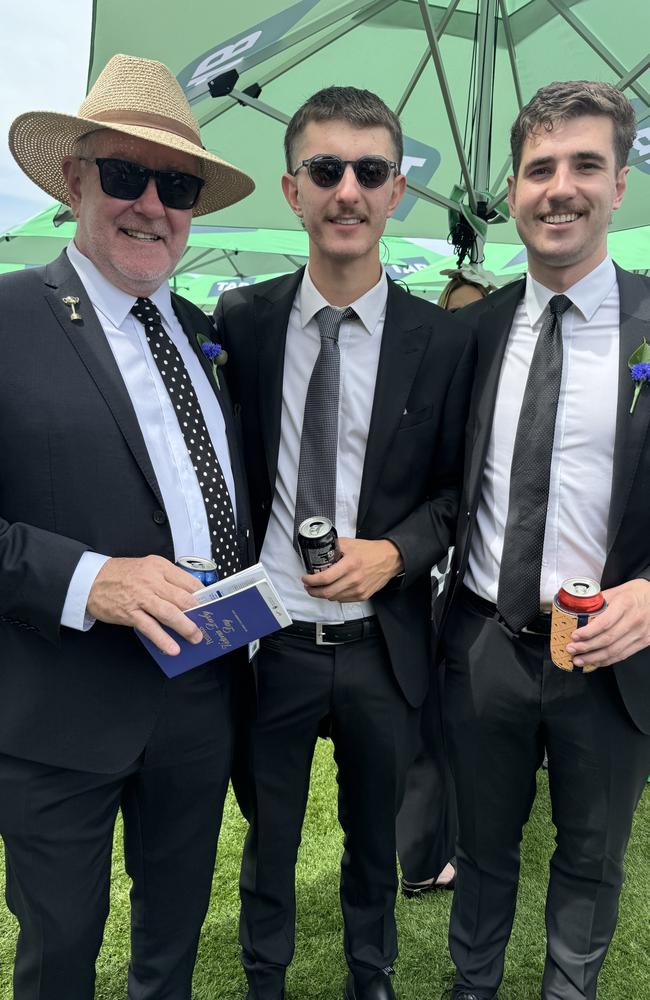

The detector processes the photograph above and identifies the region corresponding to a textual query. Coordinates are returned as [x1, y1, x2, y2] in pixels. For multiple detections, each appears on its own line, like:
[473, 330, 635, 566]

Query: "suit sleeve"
[382, 325, 475, 588]
[0, 516, 92, 644]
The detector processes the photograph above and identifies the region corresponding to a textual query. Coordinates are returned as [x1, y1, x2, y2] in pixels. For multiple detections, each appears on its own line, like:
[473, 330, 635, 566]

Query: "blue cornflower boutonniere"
[628, 338, 650, 414]
[197, 333, 228, 390]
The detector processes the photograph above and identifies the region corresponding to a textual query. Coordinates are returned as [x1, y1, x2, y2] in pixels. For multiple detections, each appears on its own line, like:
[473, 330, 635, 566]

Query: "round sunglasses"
[291, 154, 399, 189]
[79, 156, 204, 210]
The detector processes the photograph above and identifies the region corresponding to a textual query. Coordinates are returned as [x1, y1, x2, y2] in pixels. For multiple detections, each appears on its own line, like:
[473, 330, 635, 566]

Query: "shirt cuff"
[60, 552, 111, 631]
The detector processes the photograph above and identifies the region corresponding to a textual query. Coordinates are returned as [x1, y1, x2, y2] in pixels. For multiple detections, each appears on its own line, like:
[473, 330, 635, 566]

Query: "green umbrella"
[83, 0, 650, 266]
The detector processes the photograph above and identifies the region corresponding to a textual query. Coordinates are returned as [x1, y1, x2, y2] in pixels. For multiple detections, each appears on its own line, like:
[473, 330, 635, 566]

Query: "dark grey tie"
[131, 297, 240, 578]
[496, 293, 572, 632]
[294, 305, 355, 545]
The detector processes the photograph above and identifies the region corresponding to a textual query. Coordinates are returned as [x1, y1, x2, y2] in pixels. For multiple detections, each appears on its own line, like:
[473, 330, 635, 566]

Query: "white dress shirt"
[61, 241, 236, 630]
[466, 256, 619, 609]
[260, 266, 388, 623]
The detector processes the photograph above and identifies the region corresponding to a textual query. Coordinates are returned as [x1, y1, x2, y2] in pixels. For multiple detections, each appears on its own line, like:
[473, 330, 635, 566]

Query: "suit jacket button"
[153, 509, 167, 525]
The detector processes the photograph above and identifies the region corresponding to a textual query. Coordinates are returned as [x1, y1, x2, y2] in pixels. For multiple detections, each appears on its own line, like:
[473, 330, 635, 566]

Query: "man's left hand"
[302, 537, 403, 603]
[567, 578, 650, 668]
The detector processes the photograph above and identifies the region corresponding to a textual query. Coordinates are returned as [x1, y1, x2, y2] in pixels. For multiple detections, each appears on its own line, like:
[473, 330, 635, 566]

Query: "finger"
[305, 582, 361, 602]
[164, 564, 207, 594]
[301, 560, 349, 588]
[144, 596, 204, 644]
[569, 603, 625, 642]
[154, 580, 203, 612]
[572, 633, 640, 668]
[567, 627, 619, 655]
[131, 609, 181, 656]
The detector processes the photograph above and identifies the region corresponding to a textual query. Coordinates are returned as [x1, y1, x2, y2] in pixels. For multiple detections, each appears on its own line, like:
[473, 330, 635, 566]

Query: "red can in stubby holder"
[550, 577, 607, 672]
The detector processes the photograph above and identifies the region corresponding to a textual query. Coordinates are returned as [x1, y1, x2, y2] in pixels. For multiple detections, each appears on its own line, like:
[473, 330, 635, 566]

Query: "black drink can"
[176, 556, 219, 586]
[297, 517, 342, 574]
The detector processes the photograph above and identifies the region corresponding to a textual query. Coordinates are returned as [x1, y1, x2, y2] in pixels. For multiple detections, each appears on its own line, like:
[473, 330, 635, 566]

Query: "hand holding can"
[550, 578, 606, 672]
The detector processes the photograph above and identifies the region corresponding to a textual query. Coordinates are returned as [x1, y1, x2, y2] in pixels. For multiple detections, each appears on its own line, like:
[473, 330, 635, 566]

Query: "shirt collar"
[66, 240, 175, 330]
[525, 255, 616, 327]
[299, 264, 388, 335]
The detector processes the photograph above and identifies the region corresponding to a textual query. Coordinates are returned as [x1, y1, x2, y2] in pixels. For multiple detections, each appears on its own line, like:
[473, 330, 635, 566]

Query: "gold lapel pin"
[62, 296, 82, 322]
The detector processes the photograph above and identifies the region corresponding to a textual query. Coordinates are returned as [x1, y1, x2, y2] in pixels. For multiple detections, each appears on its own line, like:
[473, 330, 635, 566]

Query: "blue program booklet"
[136, 563, 292, 678]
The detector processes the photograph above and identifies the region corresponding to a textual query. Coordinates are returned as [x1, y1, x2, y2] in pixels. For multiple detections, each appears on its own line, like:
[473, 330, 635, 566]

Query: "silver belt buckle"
[316, 623, 338, 646]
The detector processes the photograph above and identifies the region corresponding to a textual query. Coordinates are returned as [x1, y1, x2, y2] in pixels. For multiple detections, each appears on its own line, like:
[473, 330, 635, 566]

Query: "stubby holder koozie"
[550, 577, 606, 672]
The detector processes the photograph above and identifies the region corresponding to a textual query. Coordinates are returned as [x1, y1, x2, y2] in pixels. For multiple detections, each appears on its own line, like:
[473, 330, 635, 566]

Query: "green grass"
[1, 742, 648, 999]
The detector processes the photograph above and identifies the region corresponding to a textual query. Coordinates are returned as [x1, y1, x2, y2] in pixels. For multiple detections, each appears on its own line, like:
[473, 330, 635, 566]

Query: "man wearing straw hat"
[0, 54, 254, 999]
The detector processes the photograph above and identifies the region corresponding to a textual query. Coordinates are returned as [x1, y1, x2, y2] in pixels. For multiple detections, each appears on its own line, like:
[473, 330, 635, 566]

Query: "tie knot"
[315, 305, 356, 341]
[131, 296, 160, 325]
[548, 294, 572, 317]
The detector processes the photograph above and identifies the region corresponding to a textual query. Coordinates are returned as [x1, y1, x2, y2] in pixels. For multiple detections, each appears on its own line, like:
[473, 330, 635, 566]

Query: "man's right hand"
[87, 556, 205, 655]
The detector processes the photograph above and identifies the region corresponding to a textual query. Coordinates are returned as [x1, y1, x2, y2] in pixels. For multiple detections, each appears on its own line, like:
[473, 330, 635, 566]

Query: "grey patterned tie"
[496, 294, 572, 632]
[294, 305, 355, 546]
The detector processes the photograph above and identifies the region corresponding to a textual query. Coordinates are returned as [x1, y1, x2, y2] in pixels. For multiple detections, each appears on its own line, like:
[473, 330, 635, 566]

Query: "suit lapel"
[254, 270, 304, 487]
[467, 279, 525, 505]
[43, 252, 163, 505]
[171, 292, 251, 529]
[606, 266, 650, 553]
[171, 292, 232, 422]
[356, 281, 430, 526]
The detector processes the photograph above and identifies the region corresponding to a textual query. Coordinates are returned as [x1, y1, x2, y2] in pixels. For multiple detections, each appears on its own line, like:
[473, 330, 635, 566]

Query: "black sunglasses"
[80, 156, 204, 210]
[291, 154, 399, 189]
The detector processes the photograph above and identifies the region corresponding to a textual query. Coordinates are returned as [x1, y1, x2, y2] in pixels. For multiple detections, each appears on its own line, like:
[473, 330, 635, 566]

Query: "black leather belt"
[282, 616, 380, 646]
[460, 586, 551, 636]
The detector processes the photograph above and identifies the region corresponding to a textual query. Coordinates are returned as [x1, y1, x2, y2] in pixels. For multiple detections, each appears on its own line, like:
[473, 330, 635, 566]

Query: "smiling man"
[214, 87, 474, 1000]
[441, 81, 650, 1000]
[0, 54, 254, 1000]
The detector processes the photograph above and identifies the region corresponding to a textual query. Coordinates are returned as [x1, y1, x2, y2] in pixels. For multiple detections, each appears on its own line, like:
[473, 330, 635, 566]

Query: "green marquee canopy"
[3, 0, 650, 300]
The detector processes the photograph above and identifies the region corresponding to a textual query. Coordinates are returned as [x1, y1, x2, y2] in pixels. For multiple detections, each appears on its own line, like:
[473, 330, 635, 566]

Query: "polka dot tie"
[131, 297, 240, 578]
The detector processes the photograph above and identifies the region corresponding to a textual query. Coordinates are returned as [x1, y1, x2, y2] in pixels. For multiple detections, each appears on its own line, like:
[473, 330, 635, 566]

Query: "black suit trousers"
[443, 596, 650, 1000]
[239, 630, 419, 998]
[0, 662, 234, 1000]
[396, 667, 456, 883]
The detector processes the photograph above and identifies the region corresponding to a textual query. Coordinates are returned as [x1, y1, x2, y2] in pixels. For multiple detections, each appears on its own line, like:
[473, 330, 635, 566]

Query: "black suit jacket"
[0, 251, 254, 773]
[447, 265, 650, 734]
[214, 269, 475, 708]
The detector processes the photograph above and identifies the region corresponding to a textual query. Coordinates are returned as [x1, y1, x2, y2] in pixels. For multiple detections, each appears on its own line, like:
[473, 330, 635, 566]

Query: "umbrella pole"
[472, 0, 498, 205]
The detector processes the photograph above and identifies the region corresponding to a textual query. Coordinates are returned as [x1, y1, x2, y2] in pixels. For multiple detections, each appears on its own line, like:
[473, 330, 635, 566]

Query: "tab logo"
[385, 257, 430, 279]
[178, 0, 320, 103]
[393, 136, 441, 222]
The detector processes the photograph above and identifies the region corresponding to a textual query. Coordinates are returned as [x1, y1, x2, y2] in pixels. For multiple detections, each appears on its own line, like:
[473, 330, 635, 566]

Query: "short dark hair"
[510, 80, 636, 176]
[284, 86, 403, 172]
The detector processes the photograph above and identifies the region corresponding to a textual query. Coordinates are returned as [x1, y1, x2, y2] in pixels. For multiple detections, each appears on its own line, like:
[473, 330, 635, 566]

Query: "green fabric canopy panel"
[82, 0, 650, 265]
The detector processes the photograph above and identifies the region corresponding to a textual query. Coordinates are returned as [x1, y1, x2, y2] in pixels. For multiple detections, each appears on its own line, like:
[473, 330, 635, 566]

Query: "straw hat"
[9, 53, 254, 216]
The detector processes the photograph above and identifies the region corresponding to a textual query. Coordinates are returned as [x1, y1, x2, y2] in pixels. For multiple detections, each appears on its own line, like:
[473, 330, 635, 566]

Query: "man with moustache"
[215, 87, 474, 1000]
[443, 81, 650, 1000]
[0, 54, 254, 999]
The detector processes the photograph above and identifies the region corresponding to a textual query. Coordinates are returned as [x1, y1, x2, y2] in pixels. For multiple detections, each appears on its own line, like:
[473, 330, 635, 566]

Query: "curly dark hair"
[510, 80, 636, 175]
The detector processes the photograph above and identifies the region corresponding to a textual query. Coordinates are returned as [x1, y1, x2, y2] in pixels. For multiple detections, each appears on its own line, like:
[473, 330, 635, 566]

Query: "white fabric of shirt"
[260, 266, 387, 623]
[61, 241, 236, 630]
[465, 256, 619, 610]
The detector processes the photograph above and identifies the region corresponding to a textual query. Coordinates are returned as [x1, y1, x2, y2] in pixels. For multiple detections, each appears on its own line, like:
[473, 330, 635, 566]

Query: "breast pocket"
[397, 405, 434, 430]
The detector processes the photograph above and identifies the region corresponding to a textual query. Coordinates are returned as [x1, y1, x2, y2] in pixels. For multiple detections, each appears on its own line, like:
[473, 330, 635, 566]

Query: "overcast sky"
[0, 0, 93, 232]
